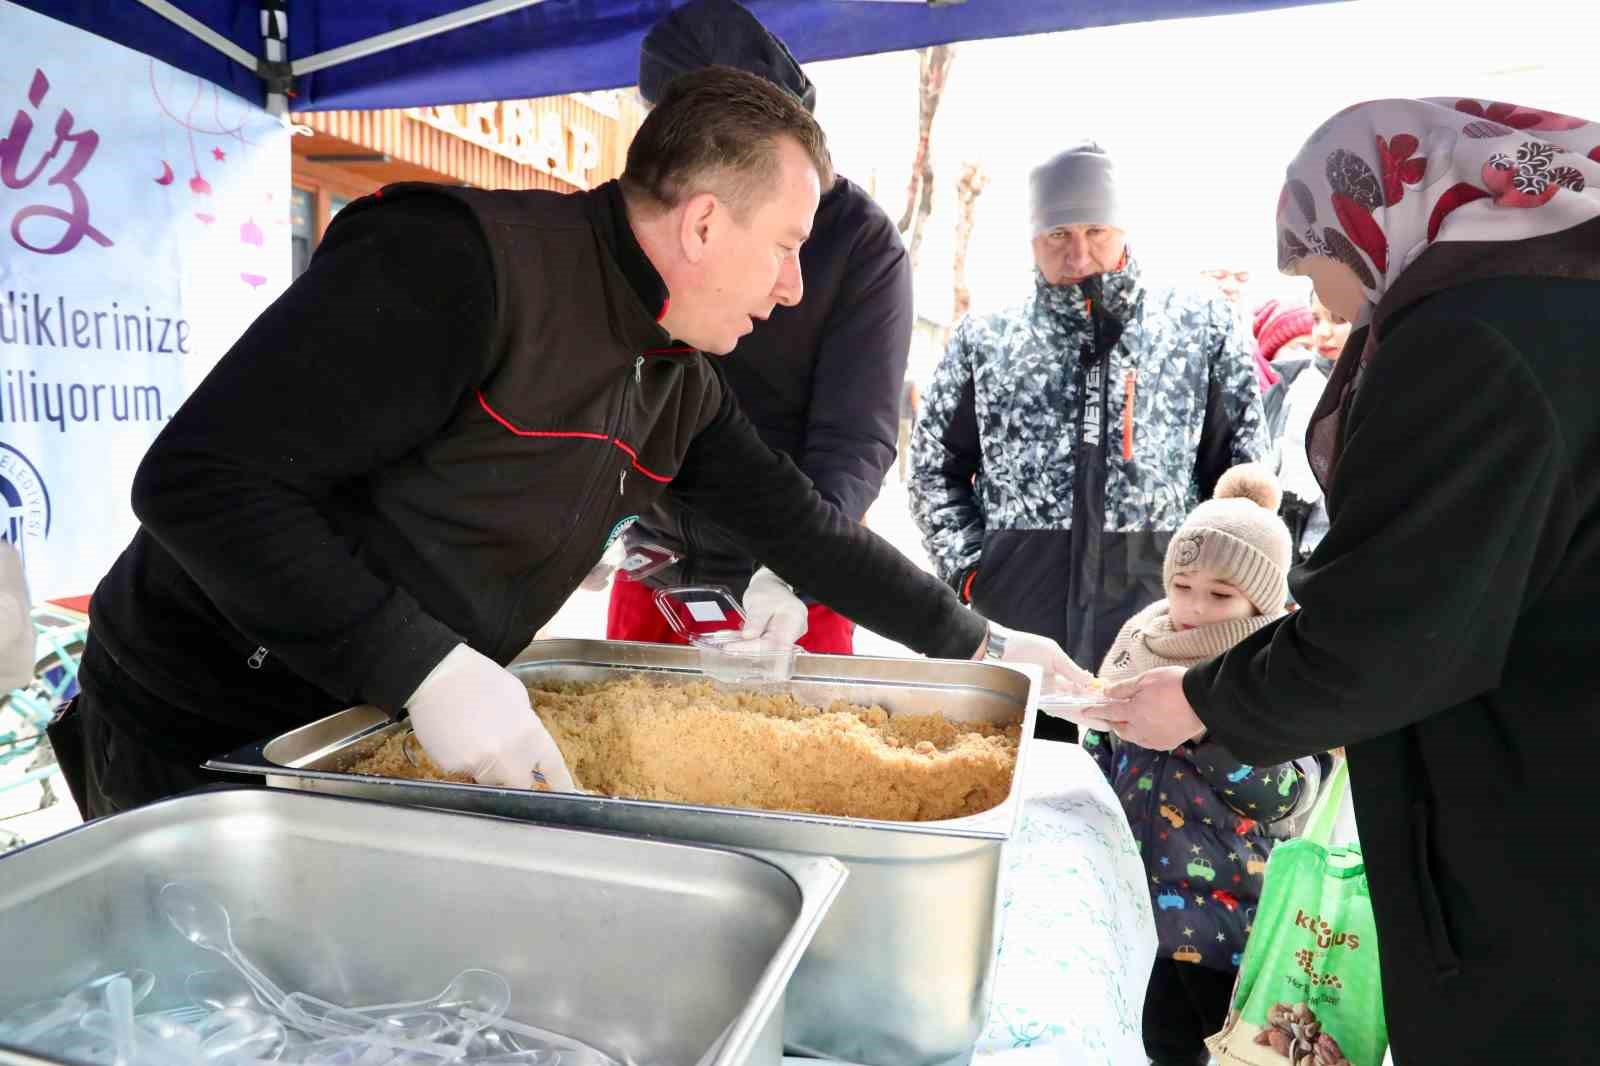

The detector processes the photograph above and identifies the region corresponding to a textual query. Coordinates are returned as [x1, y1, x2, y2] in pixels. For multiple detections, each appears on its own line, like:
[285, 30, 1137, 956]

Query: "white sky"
[801, 0, 1597, 377]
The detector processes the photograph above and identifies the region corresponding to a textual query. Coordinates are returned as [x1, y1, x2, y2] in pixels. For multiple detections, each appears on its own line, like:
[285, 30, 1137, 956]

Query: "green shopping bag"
[1206, 759, 1388, 1066]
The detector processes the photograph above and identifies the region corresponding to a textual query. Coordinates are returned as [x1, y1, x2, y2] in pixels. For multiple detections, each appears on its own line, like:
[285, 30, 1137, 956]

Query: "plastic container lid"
[616, 542, 680, 583]
[655, 585, 796, 684]
[653, 585, 747, 641]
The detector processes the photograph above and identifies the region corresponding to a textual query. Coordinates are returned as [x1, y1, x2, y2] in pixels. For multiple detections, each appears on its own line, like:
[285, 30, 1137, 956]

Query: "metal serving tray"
[210, 639, 1040, 1066]
[0, 787, 845, 1066]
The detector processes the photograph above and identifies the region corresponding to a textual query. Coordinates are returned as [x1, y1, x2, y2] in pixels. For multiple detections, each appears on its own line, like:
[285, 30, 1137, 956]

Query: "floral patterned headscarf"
[1275, 97, 1600, 488]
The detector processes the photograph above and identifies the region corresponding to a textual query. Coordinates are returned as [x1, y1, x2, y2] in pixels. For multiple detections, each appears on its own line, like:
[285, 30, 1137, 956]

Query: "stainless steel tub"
[209, 639, 1040, 1066]
[0, 787, 845, 1066]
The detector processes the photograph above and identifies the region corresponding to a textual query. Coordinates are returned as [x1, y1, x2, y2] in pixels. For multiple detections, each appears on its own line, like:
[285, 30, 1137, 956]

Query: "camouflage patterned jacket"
[908, 257, 1268, 711]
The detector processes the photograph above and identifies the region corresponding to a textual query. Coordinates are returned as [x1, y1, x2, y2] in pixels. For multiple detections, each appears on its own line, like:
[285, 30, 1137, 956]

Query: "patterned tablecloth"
[972, 738, 1157, 1066]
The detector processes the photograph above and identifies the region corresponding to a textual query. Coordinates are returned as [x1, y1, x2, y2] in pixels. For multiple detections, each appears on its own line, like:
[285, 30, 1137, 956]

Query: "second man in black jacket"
[606, 0, 913, 655]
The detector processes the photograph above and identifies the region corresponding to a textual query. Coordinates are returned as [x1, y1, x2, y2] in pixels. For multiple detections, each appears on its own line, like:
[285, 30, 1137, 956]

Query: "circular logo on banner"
[0, 442, 51, 567]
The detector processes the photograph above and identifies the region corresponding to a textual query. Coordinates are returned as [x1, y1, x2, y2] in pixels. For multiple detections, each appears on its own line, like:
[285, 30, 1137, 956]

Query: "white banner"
[0, 4, 289, 601]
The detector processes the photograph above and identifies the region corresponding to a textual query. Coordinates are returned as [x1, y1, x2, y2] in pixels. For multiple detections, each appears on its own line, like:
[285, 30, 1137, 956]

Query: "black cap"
[638, 0, 816, 112]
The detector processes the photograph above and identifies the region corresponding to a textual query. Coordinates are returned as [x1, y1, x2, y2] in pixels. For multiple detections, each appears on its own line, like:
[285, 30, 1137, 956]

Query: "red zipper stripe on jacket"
[1122, 370, 1137, 462]
[475, 393, 609, 442]
[608, 438, 672, 482]
[474, 391, 673, 483]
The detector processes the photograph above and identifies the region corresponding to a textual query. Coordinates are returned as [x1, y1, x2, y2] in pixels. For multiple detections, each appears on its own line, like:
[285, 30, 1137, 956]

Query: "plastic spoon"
[159, 884, 290, 1010]
[106, 977, 136, 1066]
[289, 969, 509, 1026]
[0, 998, 87, 1047]
[143, 1006, 212, 1026]
[83, 1009, 205, 1066]
[133, 1011, 205, 1050]
[295, 1009, 453, 1045]
[160, 887, 457, 1059]
[0, 971, 155, 1047]
[287, 970, 505, 1055]
[375, 1013, 452, 1043]
[393, 970, 507, 1050]
[186, 970, 260, 1012]
[195, 1008, 287, 1061]
[274, 997, 464, 1058]
[462, 1026, 524, 1058]
[459, 1012, 620, 1066]
[90, 972, 156, 1009]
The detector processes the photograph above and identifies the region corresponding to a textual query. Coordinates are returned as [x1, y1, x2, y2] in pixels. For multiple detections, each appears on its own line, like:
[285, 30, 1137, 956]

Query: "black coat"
[1186, 276, 1600, 1062]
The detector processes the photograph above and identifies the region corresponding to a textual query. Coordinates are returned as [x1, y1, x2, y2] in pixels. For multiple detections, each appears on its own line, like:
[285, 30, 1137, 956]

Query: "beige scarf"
[1099, 601, 1283, 682]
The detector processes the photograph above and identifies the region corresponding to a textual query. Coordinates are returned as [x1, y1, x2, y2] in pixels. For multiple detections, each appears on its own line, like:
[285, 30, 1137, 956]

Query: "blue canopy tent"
[18, 0, 1332, 113]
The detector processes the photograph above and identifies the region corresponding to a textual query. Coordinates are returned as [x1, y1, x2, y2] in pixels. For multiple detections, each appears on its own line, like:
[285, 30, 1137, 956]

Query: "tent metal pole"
[129, 0, 259, 70]
[290, 0, 549, 78]
[260, 1, 290, 116]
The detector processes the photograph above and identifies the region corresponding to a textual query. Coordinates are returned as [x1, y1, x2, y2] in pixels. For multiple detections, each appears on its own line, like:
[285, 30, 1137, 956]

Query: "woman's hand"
[1101, 667, 1207, 750]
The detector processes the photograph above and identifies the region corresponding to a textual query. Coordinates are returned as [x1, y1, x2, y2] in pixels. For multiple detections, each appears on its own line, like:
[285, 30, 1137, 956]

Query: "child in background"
[1082, 464, 1329, 1066]
[1264, 291, 1354, 568]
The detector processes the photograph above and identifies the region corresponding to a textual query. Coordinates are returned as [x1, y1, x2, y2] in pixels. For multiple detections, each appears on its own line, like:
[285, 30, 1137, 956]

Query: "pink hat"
[1252, 299, 1316, 363]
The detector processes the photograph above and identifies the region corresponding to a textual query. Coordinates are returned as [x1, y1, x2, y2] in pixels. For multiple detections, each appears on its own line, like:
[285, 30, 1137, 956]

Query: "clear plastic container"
[1036, 689, 1129, 728]
[689, 631, 797, 685]
[616, 541, 680, 583]
[653, 585, 747, 639]
[1036, 691, 1129, 710]
[654, 585, 796, 684]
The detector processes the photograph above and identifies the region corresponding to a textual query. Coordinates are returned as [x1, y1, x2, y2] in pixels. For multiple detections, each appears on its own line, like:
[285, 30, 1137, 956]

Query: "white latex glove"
[404, 643, 577, 792]
[731, 567, 808, 652]
[979, 624, 1101, 721]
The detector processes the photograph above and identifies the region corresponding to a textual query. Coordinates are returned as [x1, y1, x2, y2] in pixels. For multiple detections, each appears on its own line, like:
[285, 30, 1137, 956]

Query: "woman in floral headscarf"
[1087, 98, 1600, 1061]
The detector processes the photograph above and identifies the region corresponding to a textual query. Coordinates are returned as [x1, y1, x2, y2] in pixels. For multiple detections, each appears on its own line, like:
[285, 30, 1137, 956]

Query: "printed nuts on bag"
[1252, 1002, 1353, 1066]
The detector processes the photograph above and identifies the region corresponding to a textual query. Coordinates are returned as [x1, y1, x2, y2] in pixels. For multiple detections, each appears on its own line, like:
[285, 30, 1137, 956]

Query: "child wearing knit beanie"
[1083, 464, 1329, 1066]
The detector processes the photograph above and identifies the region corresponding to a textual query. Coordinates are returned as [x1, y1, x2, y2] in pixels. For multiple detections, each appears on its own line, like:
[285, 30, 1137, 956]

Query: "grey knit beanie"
[1029, 141, 1121, 236]
[1164, 464, 1292, 616]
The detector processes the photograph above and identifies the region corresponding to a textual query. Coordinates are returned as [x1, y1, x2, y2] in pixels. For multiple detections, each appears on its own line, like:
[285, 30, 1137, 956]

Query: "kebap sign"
[406, 100, 604, 189]
[0, 4, 288, 599]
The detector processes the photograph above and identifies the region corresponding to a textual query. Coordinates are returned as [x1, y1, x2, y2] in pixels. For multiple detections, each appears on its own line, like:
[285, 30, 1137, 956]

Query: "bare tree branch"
[896, 44, 954, 272]
[952, 160, 990, 320]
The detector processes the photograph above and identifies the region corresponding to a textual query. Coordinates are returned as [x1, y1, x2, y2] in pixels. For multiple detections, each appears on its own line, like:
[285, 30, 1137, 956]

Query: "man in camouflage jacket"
[909, 143, 1268, 740]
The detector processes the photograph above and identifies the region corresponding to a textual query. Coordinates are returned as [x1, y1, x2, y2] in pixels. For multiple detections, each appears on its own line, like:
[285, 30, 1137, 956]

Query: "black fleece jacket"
[87, 184, 983, 760]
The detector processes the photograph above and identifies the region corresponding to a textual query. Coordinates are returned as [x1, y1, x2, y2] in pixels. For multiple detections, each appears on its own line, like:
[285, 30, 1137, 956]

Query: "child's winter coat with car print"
[1085, 731, 1326, 970]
